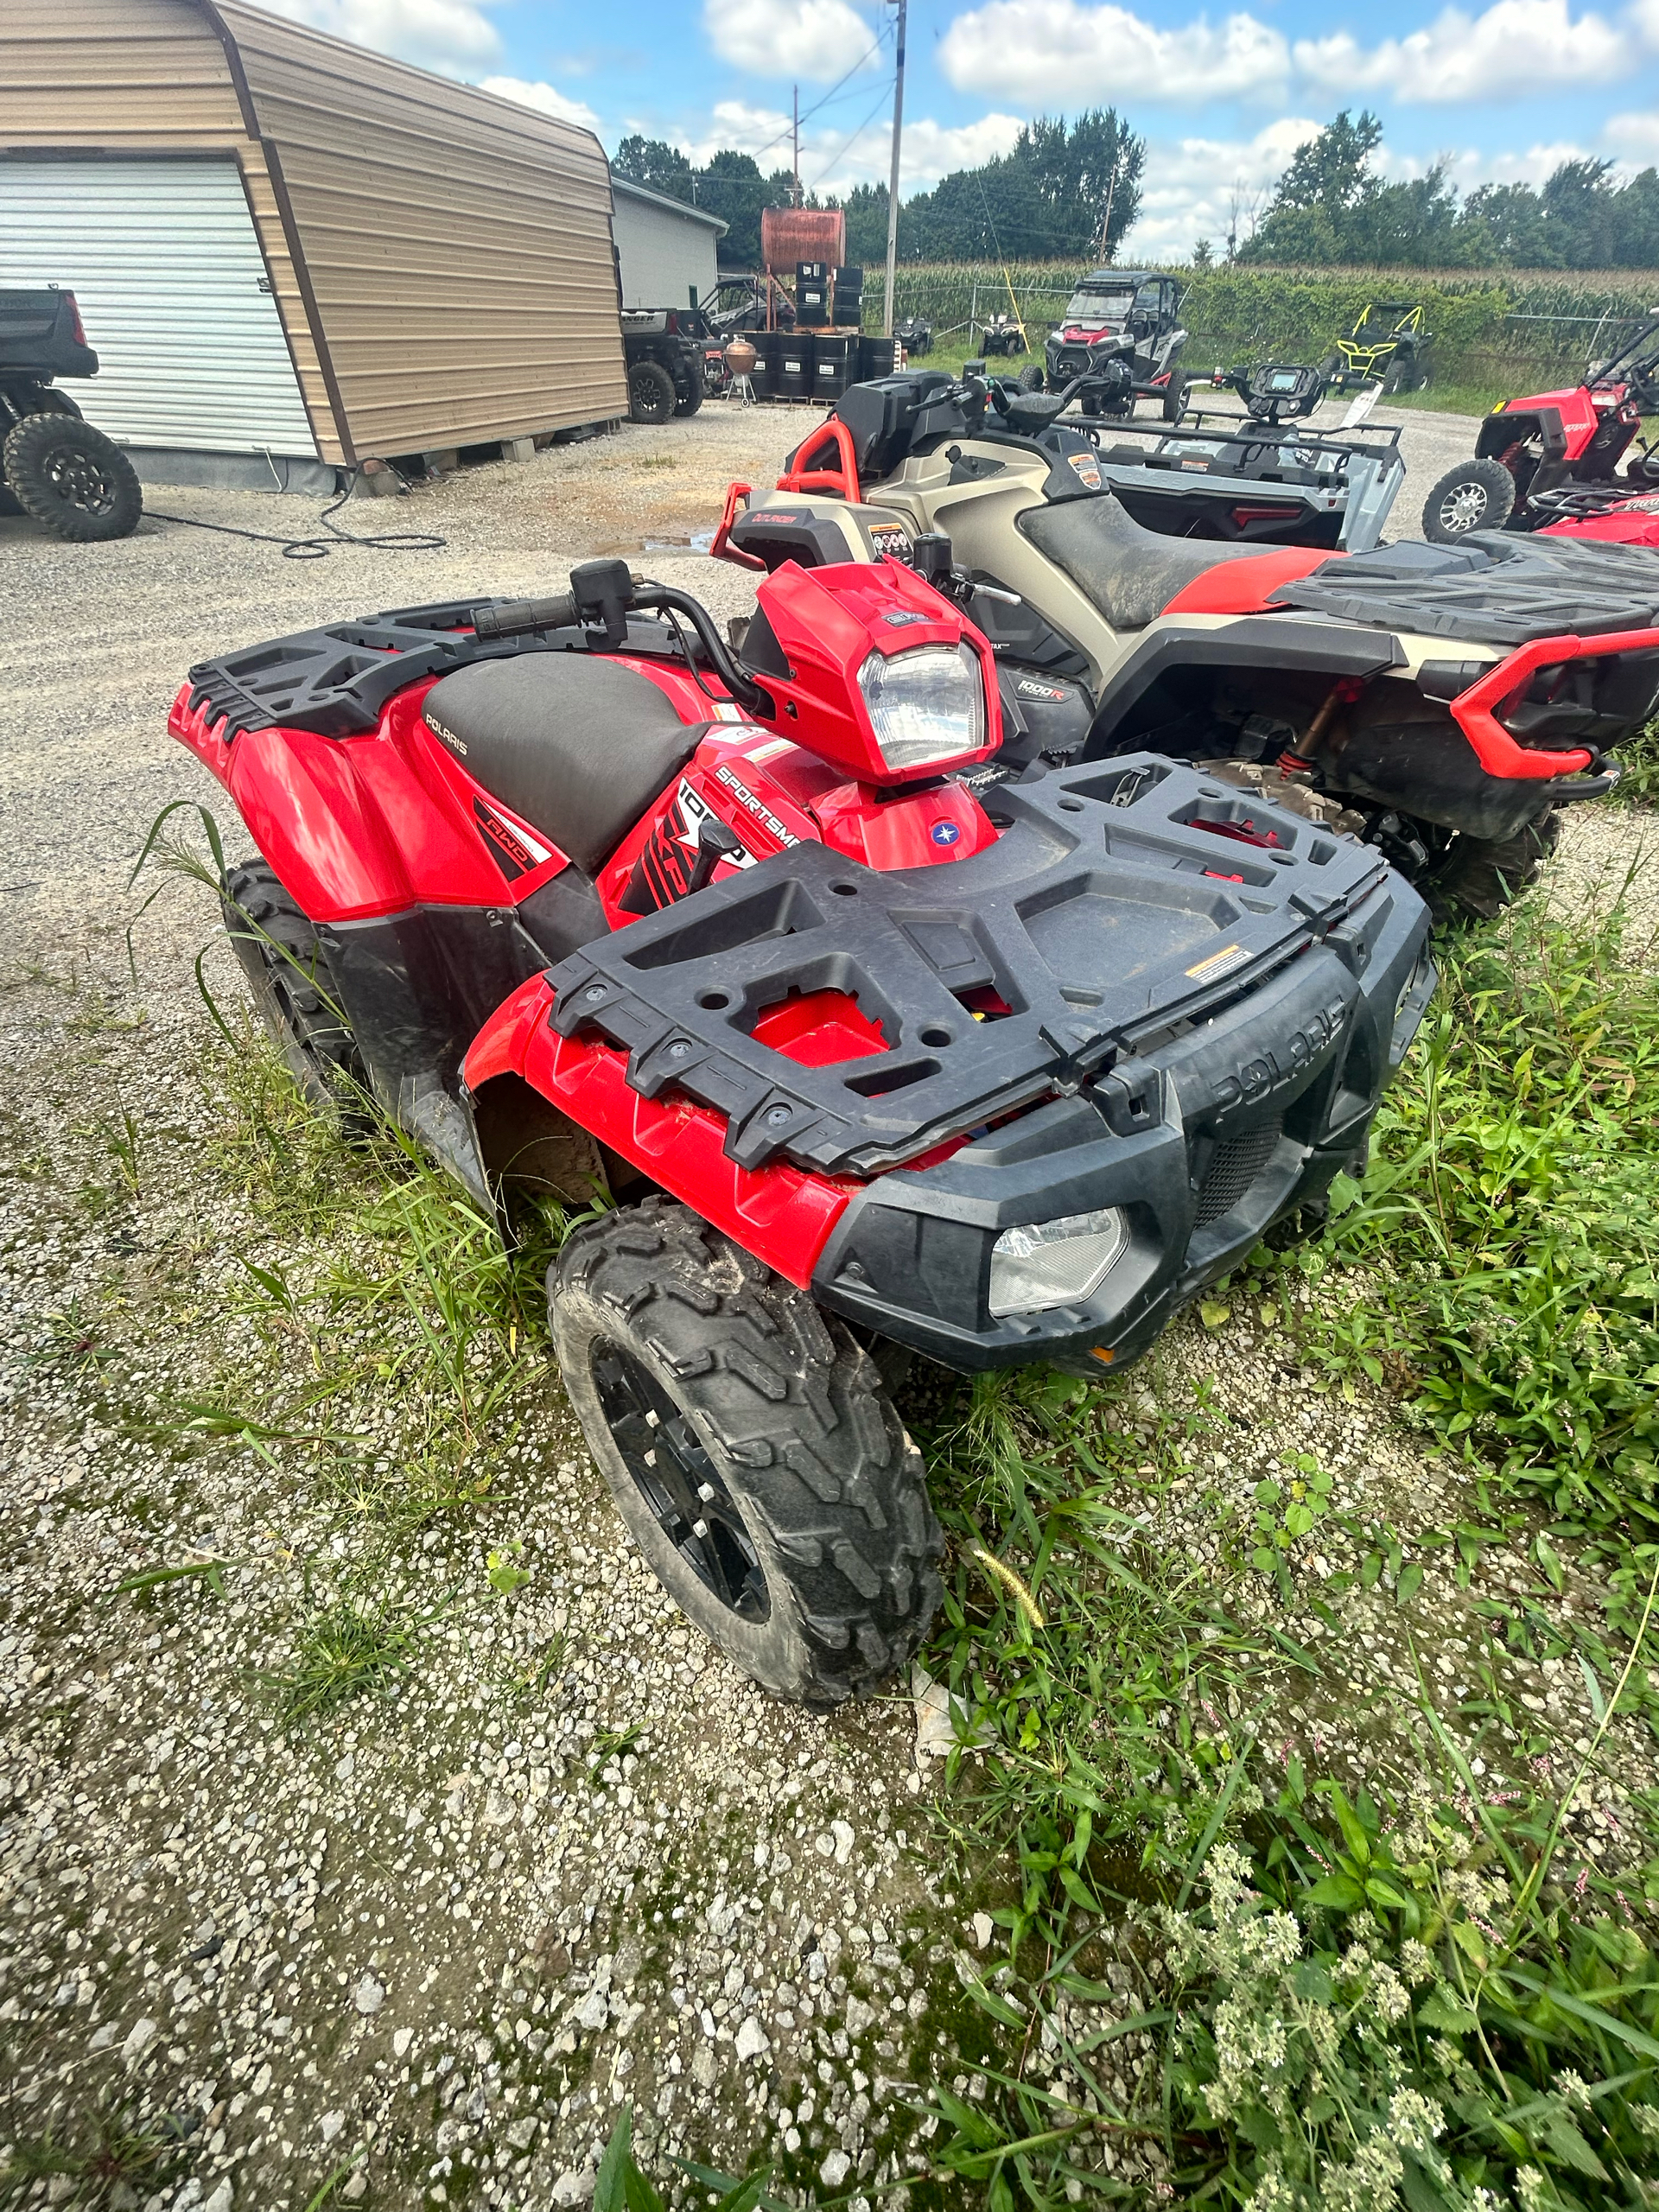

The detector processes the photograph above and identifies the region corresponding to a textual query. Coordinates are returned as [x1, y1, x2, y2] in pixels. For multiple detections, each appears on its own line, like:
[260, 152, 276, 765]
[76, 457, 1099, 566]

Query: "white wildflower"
[1516, 2165, 1554, 2212]
[1386, 2087, 1445, 2153]
[1245, 2174, 1303, 2211]
[1318, 2137, 1403, 2211]
[1367, 1961, 1411, 2025]
[1553, 2068, 1592, 2111]
[1399, 1938, 1434, 1986]
[1630, 2101, 1659, 2142]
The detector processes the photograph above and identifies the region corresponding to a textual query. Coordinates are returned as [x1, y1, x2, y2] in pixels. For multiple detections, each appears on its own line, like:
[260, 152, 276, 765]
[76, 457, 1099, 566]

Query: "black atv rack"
[180, 601, 698, 742]
[545, 756, 1393, 1178]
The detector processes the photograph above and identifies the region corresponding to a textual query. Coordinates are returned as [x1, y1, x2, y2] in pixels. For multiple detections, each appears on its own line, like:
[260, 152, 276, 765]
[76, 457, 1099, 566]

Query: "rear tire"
[628, 359, 677, 426]
[3, 411, 141, 542]
[1163, 376, 1191, 423]
[674, 377, 703, 417]
[1420, 807, 1561, 924]
[548, 1198, 944, 1706]
[1422, 457, 1516, 543]
[220, 860, 365, 1115]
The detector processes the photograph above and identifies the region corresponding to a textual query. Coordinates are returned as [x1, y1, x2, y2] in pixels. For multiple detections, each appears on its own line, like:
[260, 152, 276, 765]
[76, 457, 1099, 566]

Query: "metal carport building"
[0, 0, 629, 486]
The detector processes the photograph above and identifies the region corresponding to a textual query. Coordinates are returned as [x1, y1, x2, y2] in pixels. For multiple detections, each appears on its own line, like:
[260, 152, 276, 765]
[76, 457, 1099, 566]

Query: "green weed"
[263, 1586, 435, 1728]
[0, 2104, 194, 2209]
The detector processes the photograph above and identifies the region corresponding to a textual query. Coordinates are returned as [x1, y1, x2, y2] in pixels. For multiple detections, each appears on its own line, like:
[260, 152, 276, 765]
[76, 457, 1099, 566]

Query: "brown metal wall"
[218, 2, 627, 457]
[1, 0, 629, 462]
[0, 0, 340, 457]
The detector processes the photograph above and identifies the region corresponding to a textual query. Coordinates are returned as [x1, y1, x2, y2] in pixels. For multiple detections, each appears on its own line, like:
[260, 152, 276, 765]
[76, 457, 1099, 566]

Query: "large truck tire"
[627, 359, 678, 426]
[3, 410, 141, 542]
[549, 1198, 944, 1706]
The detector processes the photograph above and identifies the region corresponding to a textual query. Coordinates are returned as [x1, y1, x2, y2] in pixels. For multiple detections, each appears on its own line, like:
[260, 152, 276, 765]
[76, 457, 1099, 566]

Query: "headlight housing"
[988, 1207, 1128, 1319]
[858, 642, 986, 772]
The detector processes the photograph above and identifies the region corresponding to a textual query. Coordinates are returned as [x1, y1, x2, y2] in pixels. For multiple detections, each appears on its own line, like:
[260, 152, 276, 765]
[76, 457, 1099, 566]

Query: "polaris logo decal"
[1015, 678, 1070, 703]
[931, 820, 962, 847]
[426, 714, 466, 754]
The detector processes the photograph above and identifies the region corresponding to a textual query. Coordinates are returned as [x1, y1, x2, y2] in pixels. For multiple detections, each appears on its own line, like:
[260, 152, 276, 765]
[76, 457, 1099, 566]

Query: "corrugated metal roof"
[611, 175, 728, 233]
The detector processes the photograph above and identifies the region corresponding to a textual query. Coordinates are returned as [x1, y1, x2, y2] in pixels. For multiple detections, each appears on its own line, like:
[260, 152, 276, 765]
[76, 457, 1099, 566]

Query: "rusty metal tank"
[760, 207, 846, 276]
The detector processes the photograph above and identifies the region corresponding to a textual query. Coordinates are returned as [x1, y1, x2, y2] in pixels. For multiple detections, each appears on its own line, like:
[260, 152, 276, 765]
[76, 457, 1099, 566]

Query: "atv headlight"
[988, 1207, 1128, 1319]
[858, 643, 985, 772]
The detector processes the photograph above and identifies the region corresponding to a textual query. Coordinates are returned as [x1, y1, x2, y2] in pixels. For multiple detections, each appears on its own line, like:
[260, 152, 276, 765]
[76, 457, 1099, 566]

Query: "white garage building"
[610, 177, 726, 314]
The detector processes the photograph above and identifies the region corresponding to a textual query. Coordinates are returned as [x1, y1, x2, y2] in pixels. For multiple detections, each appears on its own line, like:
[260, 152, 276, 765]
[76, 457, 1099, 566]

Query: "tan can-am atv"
[713, 369, 1656, 920]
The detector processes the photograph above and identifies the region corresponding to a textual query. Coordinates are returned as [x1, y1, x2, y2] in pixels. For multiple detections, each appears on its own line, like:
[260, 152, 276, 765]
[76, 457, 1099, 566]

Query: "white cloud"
[942, 1, 1290, 103]
[703, 0, 879, 81]
[262, 0, 500, 67]
[940, 0, 1634, 108]
[1294, 0, 1628, 101]
[658, 100, 1020, 195]
[479, 75, 602, 132]
[1606, 110, 1659, 159]
[1116, 119, 1318, 258]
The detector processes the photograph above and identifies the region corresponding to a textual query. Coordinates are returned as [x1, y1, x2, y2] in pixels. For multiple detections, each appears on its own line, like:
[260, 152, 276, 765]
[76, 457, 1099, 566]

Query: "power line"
[804, 82, 896, 194]
[731, 30, 888, 171]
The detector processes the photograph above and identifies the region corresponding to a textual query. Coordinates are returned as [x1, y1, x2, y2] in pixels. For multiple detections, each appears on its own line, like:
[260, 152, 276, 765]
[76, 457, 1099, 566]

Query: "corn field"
[861, 262, 1659, 385]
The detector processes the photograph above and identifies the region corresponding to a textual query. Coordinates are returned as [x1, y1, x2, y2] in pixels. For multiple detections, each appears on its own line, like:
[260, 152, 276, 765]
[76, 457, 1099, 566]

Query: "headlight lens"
[858, 642, 986, 771]
[988, 1207, 1128, 1319]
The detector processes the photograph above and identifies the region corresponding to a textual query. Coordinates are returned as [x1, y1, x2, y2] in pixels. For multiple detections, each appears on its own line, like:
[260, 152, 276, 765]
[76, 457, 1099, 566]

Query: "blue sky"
[273, 0, 1659, 257]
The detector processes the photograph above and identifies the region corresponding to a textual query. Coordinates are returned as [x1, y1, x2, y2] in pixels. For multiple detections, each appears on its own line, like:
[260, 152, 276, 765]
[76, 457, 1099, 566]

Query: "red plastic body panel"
[464, 977, 855, 1288]
[1541, 497, 1659, 546]
[170, 653, 715, 925]
[812, 775, 999, 868]
[751, 988, 887, 1064]
[1448, 630, 1659, 780]
[749, 559, 1001, 784]
[1490, 385, 1601, 459]
[777, 419, 861, 501]
[1160, 547, 1332, 616]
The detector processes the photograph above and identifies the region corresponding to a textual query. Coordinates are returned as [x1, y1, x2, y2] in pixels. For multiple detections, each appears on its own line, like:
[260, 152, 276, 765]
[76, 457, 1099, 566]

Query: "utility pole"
[882, 0, 906, 336]
[792, 86, 801, 206]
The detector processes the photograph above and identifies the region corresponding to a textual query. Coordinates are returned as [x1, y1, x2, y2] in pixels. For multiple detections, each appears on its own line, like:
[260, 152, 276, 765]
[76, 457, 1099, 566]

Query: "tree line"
[613, 112, 1141, 271]
[614, 106, 1659, 279]
[1236, 111, 1659, 270]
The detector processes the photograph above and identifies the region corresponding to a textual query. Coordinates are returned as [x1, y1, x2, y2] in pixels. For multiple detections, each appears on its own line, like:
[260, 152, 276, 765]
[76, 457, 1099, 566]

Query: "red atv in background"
[1421, 315, 1659, 544]
[171, 556, 1431, 1706]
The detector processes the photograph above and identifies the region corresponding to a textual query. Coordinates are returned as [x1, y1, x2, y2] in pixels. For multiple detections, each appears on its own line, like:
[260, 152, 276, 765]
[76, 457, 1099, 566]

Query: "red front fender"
[463, 976, 855, 1288]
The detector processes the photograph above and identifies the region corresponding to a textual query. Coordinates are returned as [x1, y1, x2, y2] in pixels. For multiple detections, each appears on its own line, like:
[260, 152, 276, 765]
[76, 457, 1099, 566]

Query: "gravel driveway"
[0, 396, 1648, 2210]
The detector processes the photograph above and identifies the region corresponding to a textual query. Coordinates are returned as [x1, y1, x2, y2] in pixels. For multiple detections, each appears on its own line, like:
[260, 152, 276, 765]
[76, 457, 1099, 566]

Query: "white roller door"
[0, 158, 318, 456]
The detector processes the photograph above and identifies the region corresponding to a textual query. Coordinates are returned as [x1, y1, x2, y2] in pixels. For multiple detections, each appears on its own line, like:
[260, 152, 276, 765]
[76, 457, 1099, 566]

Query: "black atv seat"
[1019, 490, 1287, 631]
[422, 652, 700, 874]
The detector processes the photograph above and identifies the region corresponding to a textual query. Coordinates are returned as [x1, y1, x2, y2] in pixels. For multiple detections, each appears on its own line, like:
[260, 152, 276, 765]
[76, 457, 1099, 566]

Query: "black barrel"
[754, 330, 785, 396]
[858, 334, 902, 380]
[813, 333, 855, 402]
[833, 266, 863, 324]
[776, 333, 815, 398]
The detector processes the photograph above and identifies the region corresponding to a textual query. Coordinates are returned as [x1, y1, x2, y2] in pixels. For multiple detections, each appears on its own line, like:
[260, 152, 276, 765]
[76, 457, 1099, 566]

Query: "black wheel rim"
[591, 1342, 770, 1623]
[43, 442, 117, 515]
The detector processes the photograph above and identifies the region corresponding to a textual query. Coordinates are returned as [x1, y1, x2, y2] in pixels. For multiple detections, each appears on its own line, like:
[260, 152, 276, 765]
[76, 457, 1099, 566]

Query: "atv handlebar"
[469, 563, 766, 716]
[471, 592, 579, 639]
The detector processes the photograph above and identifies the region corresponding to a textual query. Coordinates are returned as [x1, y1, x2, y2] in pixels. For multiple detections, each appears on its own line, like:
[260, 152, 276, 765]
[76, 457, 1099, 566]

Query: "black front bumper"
[811, 890, 1433, 1373]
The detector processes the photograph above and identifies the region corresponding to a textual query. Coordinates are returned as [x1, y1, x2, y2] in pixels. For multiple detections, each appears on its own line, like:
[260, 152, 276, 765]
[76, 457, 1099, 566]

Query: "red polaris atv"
[172, 556, 1433, 1704]
[1421, 316, 1659, 543]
